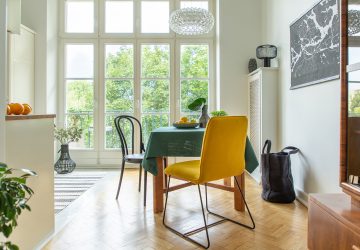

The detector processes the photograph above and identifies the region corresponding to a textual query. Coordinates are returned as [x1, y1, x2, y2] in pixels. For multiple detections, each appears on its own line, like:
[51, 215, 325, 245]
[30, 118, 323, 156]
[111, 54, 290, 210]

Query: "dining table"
[142, 126, 259, 213]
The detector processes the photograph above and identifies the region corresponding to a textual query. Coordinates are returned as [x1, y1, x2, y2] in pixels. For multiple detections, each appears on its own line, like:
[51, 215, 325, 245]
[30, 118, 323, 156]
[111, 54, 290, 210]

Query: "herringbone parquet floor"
[44, 169, 308, 250]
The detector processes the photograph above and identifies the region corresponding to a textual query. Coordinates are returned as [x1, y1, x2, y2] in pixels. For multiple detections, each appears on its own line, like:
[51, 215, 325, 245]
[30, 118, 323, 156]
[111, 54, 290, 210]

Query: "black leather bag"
[261, 140, 299, 203]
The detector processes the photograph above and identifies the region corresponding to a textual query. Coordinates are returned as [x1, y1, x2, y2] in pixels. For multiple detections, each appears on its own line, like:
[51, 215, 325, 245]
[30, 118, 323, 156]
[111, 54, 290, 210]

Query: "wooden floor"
[44, 169, 308, 250]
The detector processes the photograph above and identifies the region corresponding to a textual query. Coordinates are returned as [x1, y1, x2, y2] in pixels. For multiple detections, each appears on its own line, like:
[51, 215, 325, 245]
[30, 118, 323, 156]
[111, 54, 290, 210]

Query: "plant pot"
[199, 105, 210, 128]
[54, 144, 76, 174]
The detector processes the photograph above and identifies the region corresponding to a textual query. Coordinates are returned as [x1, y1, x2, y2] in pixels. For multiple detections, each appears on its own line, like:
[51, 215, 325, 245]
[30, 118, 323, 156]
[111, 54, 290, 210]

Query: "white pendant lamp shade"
[169, 7, 215, 35]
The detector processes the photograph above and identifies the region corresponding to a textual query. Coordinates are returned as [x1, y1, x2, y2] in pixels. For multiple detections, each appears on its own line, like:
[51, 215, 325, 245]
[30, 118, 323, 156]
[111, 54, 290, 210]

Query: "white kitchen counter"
[5, 114, 55, 250]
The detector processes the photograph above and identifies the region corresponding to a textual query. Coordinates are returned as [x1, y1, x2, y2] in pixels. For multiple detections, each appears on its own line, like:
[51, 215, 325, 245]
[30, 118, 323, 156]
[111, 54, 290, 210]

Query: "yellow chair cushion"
[164, 160, 201, 184]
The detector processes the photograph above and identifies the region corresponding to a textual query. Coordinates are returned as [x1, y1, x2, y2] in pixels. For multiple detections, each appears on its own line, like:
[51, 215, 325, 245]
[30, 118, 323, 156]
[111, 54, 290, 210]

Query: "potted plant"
[0, 162, 36, 250]
[188, 98, 209, 128]
[210, 110, 228, 117]
[54, 126, 83, 174]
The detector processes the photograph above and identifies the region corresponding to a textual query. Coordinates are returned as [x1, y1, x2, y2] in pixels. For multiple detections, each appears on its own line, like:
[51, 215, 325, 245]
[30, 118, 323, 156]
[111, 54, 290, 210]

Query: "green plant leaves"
[187, 98, 206, 111]
[54, 126, 83, 145]
[0, 164, 35, 248]
[0, 241, 20, 250]
[210, 110, 228, 117]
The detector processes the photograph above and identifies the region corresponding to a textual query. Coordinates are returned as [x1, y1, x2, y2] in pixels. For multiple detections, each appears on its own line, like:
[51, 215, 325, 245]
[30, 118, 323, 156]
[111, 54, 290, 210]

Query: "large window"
[60, 0, 214, 164]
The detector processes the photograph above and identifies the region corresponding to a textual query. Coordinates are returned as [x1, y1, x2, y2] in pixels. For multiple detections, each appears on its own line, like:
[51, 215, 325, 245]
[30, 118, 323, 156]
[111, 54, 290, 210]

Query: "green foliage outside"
[350, 90, 360, 116]
[0, 162, 36, 250]
[66, 44, 209, 148]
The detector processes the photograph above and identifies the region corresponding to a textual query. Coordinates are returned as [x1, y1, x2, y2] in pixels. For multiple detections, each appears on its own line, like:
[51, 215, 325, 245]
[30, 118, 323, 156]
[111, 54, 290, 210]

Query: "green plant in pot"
[54, 126, 83, 174]
[188, 98, 209, 128]
[0, 162, 36, 250]
[210, 110, 228, 117]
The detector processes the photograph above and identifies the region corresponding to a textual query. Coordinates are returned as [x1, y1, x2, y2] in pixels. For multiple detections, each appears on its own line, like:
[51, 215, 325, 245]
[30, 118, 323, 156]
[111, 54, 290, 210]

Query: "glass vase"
[54, 144, 76, 174]
[199, 105, 210, 128]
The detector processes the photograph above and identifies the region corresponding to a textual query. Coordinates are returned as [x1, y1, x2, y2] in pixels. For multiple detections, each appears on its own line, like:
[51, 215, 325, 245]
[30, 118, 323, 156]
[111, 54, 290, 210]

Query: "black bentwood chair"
[114, 115, 148, 206]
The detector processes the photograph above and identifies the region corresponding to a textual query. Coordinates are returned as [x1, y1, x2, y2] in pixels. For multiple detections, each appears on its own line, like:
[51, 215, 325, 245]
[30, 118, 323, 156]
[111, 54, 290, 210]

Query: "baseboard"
[295, 187, 308, 207]
[247, 167, 261, 184]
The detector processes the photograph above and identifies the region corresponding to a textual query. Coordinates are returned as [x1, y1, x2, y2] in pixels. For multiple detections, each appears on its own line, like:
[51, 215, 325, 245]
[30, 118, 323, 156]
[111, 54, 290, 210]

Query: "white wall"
[0, 0, 7, 162]
[261, 0, 341, 198]
[21, 0, 57, 114]
[217, 0, 262, 115]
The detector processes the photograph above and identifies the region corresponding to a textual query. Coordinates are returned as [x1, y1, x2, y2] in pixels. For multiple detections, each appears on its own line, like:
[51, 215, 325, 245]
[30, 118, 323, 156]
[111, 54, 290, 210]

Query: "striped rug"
[54, 172, 107, 214]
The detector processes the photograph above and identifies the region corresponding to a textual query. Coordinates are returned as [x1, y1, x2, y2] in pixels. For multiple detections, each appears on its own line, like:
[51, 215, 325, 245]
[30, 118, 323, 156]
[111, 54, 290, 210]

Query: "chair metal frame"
[162, 176, 255, 249]
[114, 115, 147, 206]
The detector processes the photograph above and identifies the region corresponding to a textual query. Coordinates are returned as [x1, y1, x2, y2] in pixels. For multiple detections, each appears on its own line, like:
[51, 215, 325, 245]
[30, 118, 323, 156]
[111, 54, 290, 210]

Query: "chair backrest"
[114, 115, 145, 157]
[198, 116, 248, 184]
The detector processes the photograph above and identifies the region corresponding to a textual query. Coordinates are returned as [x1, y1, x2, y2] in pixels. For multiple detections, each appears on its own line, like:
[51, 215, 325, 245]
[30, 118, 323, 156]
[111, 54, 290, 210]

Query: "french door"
[60, 40, 212, 165]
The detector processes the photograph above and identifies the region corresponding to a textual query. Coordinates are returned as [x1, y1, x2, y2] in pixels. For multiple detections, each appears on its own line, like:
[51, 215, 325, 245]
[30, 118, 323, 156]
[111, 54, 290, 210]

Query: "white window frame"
[58, 0, 216, 166]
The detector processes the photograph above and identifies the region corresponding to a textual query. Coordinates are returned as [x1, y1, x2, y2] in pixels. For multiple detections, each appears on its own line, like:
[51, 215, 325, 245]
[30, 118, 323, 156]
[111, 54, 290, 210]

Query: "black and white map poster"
[290, 0, 340, 89]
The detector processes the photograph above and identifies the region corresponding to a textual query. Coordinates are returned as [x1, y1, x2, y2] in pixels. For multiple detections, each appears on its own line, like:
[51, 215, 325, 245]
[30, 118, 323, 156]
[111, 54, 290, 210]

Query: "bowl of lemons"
[173, 117, 200, 129]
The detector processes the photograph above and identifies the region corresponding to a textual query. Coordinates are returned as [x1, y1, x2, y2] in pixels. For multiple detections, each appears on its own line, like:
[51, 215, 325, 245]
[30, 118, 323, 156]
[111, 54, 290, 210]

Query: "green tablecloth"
[142, 127, 259, 176]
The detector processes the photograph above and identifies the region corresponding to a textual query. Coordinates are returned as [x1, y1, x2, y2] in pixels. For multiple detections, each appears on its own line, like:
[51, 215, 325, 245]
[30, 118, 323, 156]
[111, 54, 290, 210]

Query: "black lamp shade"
[256, 45, 277, 67]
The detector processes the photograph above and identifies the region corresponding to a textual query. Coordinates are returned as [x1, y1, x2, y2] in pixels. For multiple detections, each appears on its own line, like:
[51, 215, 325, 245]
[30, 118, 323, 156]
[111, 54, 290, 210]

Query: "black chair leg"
[144, 170, 147, 206]
[163, 176, 210, 249]
[138, 164, 142, 192]
[204, 178, 255, 230]
[116, 160, 126, 200]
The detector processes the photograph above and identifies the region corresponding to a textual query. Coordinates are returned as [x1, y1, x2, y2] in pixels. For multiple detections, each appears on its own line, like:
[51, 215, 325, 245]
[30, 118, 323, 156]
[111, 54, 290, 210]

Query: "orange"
[6, 104, 11, 115]
[180, 116, 188, 123]
[10, 103, 24, 115]
[22, 103, 32, 115]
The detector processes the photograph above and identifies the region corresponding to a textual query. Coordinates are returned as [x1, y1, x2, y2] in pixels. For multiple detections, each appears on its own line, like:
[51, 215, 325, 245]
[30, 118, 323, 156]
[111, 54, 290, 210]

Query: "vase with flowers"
[188, 98, 210, 128]
[54, 126, 83, 174]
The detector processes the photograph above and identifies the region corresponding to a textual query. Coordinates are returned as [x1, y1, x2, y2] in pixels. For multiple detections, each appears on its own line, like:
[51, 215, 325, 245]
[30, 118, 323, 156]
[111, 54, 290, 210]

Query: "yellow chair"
[163, 116, 255, 249]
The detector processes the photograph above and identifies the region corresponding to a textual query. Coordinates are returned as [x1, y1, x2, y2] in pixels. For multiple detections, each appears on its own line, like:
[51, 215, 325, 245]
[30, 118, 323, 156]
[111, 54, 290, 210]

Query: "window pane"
[141, 1, 169, 33]
[105, 80, 134, 112]
[142, 80, 169, 112]
[65, 1, 94, 33]
[66, 80, 94, 113]
[66, 114, 94, 149]
[66, 44, 94, 78]
[142, 114, 169, 144]
[181, 45, 209, 78]
[105, 113, 133, 149]
[105, 45, 134, 78]
[181, 80, 208, 112]
[181, 1, 208, 10]
[141, 45, 170, 78]
[105, 1, 133, 33]
[66, 80, 94, 149]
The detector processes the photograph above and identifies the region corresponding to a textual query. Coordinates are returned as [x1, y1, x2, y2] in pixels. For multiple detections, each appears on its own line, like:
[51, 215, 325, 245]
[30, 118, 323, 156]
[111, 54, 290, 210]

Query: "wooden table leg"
[234, 173, 245, 212]
[153, 157, 164, 213]
[223, 177, 231, 187]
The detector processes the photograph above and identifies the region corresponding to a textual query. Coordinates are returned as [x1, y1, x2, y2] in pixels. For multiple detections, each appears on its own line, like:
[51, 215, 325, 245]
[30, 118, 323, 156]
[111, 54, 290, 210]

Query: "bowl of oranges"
[7, 103, 32, 115]
[173, 117, 199, 129]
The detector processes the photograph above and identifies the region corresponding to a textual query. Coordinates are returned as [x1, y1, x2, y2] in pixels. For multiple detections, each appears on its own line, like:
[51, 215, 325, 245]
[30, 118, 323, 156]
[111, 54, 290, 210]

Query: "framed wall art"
[290, 0, 340, 89]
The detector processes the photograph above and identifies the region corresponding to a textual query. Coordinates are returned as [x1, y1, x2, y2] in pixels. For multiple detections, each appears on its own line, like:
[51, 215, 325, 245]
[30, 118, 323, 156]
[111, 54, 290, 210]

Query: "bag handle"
[281, 146, 299, 155]
[262, 140, 271, 154]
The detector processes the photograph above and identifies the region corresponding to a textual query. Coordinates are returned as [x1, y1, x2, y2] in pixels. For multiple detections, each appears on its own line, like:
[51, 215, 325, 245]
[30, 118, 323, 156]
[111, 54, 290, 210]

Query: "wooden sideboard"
[308, 193, 360, 249]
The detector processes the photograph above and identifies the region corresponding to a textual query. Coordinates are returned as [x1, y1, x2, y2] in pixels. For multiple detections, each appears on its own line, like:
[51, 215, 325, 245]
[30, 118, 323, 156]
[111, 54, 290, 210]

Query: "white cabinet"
[248, 67, 279, 182]
[7, 25, 35, 108]
[6, 115, 55, 250]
